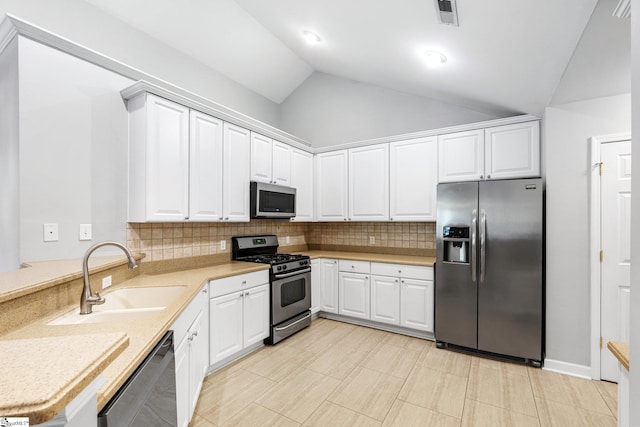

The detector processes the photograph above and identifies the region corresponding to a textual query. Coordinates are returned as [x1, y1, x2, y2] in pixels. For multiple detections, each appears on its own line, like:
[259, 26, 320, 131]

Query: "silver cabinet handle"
[480, 209, 486, 284]
[225, 217, 229, 220]
[242, 280, 247, 285]
[274, 312, 311, 331]
[219, 217, 223, 220]
[471, 209, 477, 283]
[202, 288, 208, 294]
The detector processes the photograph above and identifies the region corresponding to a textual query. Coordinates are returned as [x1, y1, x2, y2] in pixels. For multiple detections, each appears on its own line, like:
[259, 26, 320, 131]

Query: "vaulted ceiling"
[82, 0, 629, 117]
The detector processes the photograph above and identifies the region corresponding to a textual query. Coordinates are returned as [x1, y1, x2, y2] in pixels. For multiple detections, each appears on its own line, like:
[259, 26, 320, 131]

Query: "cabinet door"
[271, 141, 291, 186]
[316, 151, 348, 221]
[311, 259, 321, 314]
[243, 284, 270, 347]
[209, 291, 243, 365]
[174, 335, 189, 427]
[485, 121, 540, 180]
[290, 148, 314, 222]
[339, 272, 370, 319]
[188, 310, 207, 419]
[250, 132, 273, 183]
[400, 279, 433, 332]
[438, 129, 485, 182]
[146, 94, 190, 221]
[223, 123, 250, 221]
[349, 144, 389, 221]
[390, 137, 437, 221]
[320, 259, 339, 313]
[189, 111, 223, 221]
[370, 275, 400, 325]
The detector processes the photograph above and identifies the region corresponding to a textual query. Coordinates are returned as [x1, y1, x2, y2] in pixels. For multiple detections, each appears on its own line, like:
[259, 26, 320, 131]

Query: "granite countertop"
[607, 341, 630, 371]
[297, 250, 435, 266]
[0, 249, 432, 424]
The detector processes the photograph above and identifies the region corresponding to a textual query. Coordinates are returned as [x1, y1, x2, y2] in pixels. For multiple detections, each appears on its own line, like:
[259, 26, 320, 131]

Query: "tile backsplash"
[127, 221, 435, 262]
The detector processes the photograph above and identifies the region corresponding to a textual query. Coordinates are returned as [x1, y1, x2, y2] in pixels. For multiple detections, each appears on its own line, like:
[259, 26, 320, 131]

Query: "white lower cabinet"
[208, 271, 270, 366]
[339, 272, 370, 319]
[311, 259, 321, 314]
[400, 278, 433, 332]
[371, 275, 400, 325]
[172, 285, 209, 427]
[320, 259, 339, 313]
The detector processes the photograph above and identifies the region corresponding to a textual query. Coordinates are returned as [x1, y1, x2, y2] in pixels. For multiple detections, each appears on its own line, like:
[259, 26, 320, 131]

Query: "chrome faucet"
[80, 241, 138, 314]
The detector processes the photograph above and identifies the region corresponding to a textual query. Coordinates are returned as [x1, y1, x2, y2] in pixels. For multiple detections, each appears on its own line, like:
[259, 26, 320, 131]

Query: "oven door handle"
[274, 312, 312, 332]
[273, 267, 311, 279]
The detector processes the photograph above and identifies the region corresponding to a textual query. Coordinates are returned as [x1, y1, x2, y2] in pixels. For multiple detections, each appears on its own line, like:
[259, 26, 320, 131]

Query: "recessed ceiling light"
[423, 50, 447, 67]
[303, 30, 322, 45]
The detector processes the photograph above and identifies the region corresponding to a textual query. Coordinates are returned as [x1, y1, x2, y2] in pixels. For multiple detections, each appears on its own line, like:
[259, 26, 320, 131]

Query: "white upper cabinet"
[438, 121, 540, 183]
[290, 148, 314, 222]
[316, 150, 349, 221]
[349, 144, 389, 221]
[438, 129, 485, 183]
[250, 132, 291, 185]
[189, 111, 223, 221]
[223, 123, 251, 222]
[485, 121, 540, 180]
[390, 137, 437, 221]
[129, 93, 190, 222]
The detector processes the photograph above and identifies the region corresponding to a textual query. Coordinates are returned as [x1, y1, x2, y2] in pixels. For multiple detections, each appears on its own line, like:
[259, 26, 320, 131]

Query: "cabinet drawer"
[370, 262, 433, 280]
[338, 260, 370, 274]
[209, 270, 269, 298]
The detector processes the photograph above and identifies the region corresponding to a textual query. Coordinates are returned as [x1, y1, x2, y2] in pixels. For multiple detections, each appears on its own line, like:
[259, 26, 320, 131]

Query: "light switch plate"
[79, 224, 92, 241]
[43, 223, 59, 242]
[102, 275, 112, 289]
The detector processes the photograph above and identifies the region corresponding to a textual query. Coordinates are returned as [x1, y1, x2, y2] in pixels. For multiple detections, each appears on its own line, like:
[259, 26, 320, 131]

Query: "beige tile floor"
[191, 319, 617, 427]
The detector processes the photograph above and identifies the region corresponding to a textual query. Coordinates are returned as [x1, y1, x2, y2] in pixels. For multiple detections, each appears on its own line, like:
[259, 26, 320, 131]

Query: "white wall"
[0, 38, 19, 271]
[544, 93, 631, 367]
[280, 72, 503, 147]
[629, 7, 639, 425]
[18, 37, 133, 261]
[0, 0, 281, 127]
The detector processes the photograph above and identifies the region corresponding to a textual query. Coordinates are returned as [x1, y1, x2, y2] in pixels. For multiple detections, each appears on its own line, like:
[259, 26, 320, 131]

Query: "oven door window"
[281, 278, 306, 307]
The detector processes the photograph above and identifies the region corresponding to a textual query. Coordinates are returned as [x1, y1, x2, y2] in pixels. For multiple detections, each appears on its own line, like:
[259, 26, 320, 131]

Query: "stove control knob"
[282, 265, 287, 270]
[277, 266, 282, 271]
[299, 261, 305, 266]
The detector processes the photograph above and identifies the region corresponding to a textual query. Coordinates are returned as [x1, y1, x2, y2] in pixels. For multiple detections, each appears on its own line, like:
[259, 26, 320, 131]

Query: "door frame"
[589, 132, 631, 380]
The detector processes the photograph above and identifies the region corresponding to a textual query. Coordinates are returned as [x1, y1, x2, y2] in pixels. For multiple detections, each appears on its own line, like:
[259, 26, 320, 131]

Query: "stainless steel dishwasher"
[98, 331, 177, 426]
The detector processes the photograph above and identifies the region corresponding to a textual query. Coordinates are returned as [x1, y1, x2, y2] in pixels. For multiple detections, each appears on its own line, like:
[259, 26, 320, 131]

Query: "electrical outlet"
[220, 240, 226, 250]
[102, 275, 112, 289]
[286, 236, 290, 244]
[369, 236, 375, 245]
[43, 223, 59, 242]
[79, 224, 92, 241]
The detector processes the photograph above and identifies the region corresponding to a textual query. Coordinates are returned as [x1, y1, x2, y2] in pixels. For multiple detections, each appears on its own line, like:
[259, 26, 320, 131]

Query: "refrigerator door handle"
[471, 209, 477, 283]
[480, 209, 486, 284]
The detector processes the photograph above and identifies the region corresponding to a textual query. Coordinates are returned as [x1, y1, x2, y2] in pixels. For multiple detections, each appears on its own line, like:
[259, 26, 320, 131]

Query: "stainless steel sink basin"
[48, 285, 187, 326]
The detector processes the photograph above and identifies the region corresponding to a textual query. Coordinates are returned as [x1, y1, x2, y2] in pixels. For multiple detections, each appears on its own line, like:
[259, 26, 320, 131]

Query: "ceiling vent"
[434, 0, 459, 26]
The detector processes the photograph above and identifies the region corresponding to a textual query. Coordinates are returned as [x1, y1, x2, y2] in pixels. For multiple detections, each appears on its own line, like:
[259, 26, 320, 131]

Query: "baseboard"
[543, 359, 592, 379]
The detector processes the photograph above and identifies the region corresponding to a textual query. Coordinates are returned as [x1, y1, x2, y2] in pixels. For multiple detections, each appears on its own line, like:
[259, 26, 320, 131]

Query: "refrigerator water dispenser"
[443, 226, 469, 263]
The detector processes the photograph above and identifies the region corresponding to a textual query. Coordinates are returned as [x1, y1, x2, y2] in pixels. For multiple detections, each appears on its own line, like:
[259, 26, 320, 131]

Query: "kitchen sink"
[48, 285, 187, 326]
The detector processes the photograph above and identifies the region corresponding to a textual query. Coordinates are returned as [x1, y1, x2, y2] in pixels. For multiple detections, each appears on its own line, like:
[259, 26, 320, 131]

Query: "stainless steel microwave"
[250, 182, 296, 219]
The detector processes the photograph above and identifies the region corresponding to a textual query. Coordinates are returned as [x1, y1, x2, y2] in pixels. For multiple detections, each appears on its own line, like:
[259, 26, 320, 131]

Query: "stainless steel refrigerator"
[435, 178, 544, 365]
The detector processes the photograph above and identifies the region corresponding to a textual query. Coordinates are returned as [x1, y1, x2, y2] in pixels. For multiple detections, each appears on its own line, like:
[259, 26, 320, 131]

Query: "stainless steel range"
[232, 235, 311, 344]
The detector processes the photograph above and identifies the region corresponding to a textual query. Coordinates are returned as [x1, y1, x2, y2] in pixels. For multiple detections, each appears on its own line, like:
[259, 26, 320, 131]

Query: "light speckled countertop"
[607, 341, 629, 371]
[0, 251, 433, 423]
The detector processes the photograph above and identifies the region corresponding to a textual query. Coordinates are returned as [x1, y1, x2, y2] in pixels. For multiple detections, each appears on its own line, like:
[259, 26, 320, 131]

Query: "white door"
[311, 259, 321, 314]
[401, 279, 433, 332]
[243, 284, 270, 347]
[339, 272, 370, 319]
[174, 335, 189, 427]
[189, 111, 223, 221]
[485, 121, 540, 180]
[209, 291, 243, 364]
[290, 148, 314, 221]
[146, 94, 190, 221]
[349, 144, 389, 221]
[600, 140, 632, 382]
[370, 275, 400, 325]
[390, 137, 437, 221]
[271, 141, 291, 185]
[320, 259, 339, 313]
[316, 151, 348, 221]
[250, 132, 273, 183]
[438, 129, 485, 182]
[188, 310, 206, 418]
[223, 123, 250, 221]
